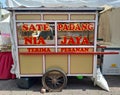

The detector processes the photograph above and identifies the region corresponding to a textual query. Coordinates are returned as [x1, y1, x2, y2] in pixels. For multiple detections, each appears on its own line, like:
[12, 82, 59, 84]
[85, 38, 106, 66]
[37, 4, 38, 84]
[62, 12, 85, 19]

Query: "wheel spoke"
[46, 76, 52, 81]
[53, 83, 58, 88]
[57, 77, 64, 82]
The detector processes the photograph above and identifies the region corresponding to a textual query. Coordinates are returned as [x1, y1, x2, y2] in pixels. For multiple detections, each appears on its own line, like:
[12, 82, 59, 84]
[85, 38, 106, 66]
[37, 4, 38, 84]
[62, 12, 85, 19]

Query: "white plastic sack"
[0, 15, 11, 46]
[0, 33, 11, 45]
[94, 68, 110, 91]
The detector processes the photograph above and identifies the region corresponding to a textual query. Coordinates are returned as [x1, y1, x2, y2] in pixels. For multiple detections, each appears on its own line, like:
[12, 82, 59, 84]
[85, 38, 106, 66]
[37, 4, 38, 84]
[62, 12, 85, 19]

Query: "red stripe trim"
[19, 52, 119, 55]
[97, 46, 106, 48]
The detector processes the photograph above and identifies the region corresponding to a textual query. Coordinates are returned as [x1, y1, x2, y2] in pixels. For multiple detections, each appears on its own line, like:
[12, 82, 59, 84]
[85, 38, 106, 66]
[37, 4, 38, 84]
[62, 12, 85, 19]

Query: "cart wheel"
[42, 68, 67, 92]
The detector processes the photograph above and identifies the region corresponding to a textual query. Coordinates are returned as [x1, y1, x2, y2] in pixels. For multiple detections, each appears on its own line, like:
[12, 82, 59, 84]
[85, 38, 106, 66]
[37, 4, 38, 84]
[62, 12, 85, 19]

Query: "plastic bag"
[94, 68, 110, 91]
[1, 33, 11, 45]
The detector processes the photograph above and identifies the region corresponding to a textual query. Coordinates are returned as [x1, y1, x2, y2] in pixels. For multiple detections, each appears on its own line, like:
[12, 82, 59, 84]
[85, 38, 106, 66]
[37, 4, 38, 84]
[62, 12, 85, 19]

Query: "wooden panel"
[16, 14, 41, 20]
[19, 48, 28, 52]
[19, 55, 43, 74]
[70, 14, 95, 20]
[44, 14, 68, 20]
[70, 55, 93, 74]
[45, 55, 68, 73]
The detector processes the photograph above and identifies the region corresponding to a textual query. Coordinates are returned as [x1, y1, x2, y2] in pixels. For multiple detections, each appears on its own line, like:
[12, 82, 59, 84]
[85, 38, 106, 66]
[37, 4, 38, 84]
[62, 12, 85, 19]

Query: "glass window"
[16, 22, 55, 46]
[57, 22, 95, 46]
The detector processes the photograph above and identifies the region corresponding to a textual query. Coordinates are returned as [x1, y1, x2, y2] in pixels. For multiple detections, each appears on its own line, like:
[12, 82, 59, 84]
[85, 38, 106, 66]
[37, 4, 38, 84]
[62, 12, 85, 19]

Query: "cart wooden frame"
[8, 7, 104, 91]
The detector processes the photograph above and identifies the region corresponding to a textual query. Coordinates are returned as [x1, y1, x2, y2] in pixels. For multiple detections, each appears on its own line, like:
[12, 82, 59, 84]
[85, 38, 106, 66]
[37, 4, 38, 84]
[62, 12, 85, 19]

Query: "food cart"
[7, 7, 111, 91]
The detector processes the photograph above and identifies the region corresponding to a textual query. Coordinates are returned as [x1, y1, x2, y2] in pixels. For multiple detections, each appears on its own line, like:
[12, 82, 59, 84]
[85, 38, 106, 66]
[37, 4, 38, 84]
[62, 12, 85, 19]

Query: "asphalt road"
[0, 76, 120, 95]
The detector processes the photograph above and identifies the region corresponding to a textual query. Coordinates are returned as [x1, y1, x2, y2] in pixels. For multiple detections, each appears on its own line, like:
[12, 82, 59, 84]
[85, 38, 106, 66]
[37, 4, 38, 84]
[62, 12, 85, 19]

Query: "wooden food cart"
[8, 7, 104, 91]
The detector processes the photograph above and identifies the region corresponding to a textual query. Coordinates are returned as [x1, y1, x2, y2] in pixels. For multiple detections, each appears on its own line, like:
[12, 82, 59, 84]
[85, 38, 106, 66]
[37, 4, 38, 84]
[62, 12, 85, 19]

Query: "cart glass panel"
[16, 22, 55, 46]
[57, 22, 95, 46]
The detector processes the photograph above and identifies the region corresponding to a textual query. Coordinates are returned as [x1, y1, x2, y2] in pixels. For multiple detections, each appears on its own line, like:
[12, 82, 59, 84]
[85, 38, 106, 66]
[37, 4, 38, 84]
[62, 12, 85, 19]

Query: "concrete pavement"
[0, 76, 120, 95]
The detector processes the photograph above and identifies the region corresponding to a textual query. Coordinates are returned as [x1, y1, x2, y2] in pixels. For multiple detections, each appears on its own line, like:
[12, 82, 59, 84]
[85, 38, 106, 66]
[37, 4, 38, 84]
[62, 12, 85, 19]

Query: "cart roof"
[6, 7, 103, 12]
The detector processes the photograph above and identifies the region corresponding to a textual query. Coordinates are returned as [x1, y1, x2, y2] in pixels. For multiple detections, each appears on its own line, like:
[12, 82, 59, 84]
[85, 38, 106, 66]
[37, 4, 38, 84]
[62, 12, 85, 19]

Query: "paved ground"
[0, 76, 120, 95]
